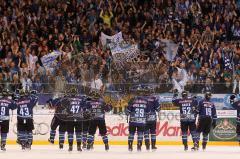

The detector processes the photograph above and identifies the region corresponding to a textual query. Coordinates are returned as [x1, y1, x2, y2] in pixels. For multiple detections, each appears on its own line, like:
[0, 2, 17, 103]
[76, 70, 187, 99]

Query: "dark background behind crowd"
[1, 0, 240, 95]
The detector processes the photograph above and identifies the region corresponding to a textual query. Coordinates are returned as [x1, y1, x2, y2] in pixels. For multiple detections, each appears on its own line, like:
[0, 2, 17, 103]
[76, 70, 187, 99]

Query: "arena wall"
[6, 109, 238, 146]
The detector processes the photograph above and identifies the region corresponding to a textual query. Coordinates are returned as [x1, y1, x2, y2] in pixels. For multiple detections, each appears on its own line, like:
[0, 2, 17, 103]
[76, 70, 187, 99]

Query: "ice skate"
[21, 143, 26, 151]
[145, 141, 150, 151]
[137, 143, 142, 152]
[25, 143, 31, 150]
[68, 145, 73, 152]
[87, 143, 91, 151]
[59, 144, 63, 150]
[82, 142, 87, 150]
[191, 142, 199, 151]
[105, 143, 109, 151]
[48, 138, 54, 144]
[128, 142, 133, 152]
[202, 142, 207, 151]
[151, 141, 157, 151]
[1, 144, 6, 151]
[75, 142, 81, 152]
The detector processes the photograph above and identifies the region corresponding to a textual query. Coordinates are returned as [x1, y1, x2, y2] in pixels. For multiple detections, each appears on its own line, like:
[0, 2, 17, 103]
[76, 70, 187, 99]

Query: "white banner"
[100, 32, 123, 47]
[112, 44, 139, 62]
[41, 50, 62, 68]
[161, 39, 178, 61]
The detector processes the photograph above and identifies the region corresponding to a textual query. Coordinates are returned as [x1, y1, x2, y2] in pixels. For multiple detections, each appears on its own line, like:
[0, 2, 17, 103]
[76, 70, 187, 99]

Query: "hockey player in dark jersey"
[230, 94, 240, 146]
[16, 89, 38, 150]
[0, 89, 17, 151]
[126, 87, 150, 152]
[172, 90, 198, 151]
[47, 94, 69, 150]
[65, 88, 86, 152]
[47, 97, 62, 145]
[12, 89, 21, 145]
[85, 90, 112, 151]
[196, 92, 217, 150]
[144, 88, 160, 151]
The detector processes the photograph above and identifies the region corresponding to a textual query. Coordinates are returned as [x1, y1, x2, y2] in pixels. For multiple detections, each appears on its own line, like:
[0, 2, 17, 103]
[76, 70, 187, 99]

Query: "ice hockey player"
[230, 94, 240, 146]
[47, 96, 63, 145]
[66, 88, 86, 152]
[85, 90, 112, 151]
[196, 92, 217, 150]
[144, 87, 160, 151]
[12, 89, 21, 144]
[47, 93, 69, 150]
[126, 86, 150, 152]
[172, 90, 198, 151]
[0, 89, 17, 151]
[16, 89, 38, 150]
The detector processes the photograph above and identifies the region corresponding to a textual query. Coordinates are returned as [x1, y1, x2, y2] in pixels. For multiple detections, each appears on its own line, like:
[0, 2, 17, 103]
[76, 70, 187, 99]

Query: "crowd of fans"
[0, 0, 240, 95]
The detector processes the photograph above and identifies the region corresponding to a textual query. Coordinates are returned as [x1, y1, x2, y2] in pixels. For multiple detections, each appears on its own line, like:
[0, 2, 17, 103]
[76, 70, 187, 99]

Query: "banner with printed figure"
[209, 118, 237, 141]
[111, 44, 140, 62]
[100, 32, 123, 47]
[160, 39, 178, 61]
[41, 50, 62, 68]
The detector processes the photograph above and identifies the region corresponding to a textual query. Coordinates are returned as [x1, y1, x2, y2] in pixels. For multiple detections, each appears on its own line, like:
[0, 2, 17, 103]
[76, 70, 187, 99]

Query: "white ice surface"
[0, 145, 239, 159]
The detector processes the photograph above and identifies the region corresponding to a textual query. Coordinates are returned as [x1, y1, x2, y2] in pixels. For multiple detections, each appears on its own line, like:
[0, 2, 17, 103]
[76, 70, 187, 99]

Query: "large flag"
[111, 44, 139, 62]
[161, 39, 178, 61]
[41, 50, 62, 68]
[100, 32, 123, 48]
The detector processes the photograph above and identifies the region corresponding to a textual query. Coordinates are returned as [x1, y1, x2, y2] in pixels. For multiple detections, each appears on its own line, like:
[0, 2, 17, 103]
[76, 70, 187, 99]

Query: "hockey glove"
[230, 95, 236, 105]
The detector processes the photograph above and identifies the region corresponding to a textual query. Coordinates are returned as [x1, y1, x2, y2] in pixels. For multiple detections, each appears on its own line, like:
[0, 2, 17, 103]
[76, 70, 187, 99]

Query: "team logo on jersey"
[211, 118, 237, 141]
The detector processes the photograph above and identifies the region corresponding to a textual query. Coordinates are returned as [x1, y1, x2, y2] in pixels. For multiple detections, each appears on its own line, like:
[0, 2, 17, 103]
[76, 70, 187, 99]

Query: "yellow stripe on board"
[6, 140, 239, 146]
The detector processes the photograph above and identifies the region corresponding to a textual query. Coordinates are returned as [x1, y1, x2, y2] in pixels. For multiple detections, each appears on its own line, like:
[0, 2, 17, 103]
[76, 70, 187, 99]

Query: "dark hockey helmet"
[68, 87, 78, 96]
[181, 90, 188, 98]
[19, 89, 27, 97]
[143, 85, 154, 94]
[205, 91, 212, 100]
[89, 90, 101, 99]
[2, 88, 10, 97]
[230, 94, 236, 105]
[131, 85, 148, 96]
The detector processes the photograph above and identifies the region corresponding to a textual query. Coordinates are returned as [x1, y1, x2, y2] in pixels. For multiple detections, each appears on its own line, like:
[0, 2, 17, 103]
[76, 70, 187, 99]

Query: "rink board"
[6, 109, 238, 145]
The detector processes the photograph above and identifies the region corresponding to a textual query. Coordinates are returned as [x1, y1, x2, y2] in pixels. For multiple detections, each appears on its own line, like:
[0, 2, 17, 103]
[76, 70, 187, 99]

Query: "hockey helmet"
[205, 91, 212, 100]
[68, 87, 78, 96]
[89, 90, 101, 99]
[2, 88, 10, 97]
[19, 89, 27, 97]
[181, 90, 188, 98]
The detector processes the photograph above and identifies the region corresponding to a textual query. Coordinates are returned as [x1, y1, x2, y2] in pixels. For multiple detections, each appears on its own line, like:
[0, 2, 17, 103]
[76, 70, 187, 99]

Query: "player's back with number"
[198, 99, 217, 120]
[173, 98, 198, 122]
[16, 95, 38, 119]
[146, 95, 160, 122]
[0, 97, 17, 121]
[127, 96, 150, 126]
[68, 95, 86, 119]
[86, 98, 111, 120]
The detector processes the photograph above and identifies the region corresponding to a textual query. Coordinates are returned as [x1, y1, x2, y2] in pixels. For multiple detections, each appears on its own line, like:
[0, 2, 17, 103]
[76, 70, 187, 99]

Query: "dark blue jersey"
[0, 97, 17, 121]
[16, 95, 38, 119]
[232, 101, 240, 124]
[172, 97, 198, 122]
[198, 99, 217, 121]
[49, 98, 61, 107]
[86, 97, 112, 120]
[68, 95, 86, 120]
[146, 95, 160, 122]
[126, 96, 150, 126]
